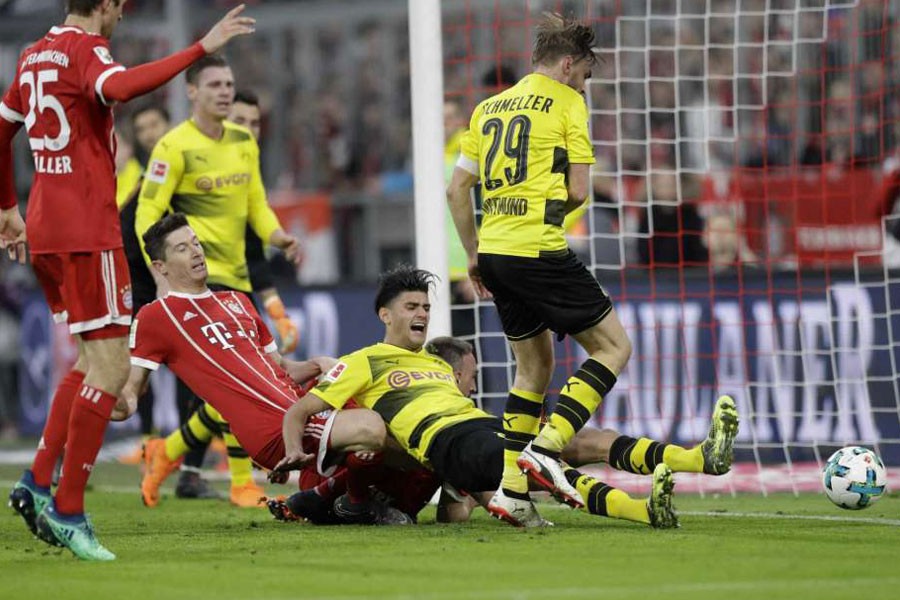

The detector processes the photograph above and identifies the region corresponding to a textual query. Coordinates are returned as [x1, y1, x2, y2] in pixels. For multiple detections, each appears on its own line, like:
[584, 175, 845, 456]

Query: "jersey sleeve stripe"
[94, 65, 126, 106]
[456, 154, 478, 175]
[264, 341, 278, 354]
[0, 102, 24, 124]
[131, 356, 161, 371]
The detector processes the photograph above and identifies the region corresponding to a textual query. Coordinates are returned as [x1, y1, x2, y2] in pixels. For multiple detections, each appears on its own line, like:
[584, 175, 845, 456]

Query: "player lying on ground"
[264, 337, 478, 526]
[271, 332, 740, 526]
[117, 214, 390, 512]
[276, 266, 741, 528]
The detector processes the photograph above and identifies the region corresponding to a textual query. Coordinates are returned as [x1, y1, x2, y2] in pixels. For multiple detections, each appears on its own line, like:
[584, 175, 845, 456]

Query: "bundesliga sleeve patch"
[322, 362, 347, 383]
[93, 46, 115, 65]
[147, 160, 169, 183]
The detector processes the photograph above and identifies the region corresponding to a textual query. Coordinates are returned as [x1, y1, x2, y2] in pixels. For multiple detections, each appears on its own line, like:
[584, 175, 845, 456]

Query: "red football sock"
[54, 384, 117, 516]
[313, 468, 347, 501]
[345, 451, 384, 504]
[31, 370, 85, 488]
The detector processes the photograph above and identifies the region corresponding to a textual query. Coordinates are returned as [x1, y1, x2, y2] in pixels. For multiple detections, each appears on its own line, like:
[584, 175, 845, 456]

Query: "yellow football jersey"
[308, 342, 493, 465]
[135, 119, 281, 292]
[116, 157, 143, 210]
[460, 73, 595, 258]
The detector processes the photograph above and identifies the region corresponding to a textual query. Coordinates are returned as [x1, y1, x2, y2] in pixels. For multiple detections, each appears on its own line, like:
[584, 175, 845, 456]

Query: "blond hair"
[532, 13, 598, 66]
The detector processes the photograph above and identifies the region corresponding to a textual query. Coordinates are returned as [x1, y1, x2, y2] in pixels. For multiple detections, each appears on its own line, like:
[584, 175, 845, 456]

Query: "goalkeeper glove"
[264, 296, 299, 354]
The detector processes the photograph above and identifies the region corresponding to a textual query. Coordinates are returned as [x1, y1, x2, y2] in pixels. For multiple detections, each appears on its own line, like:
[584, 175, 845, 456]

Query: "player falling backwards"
[135, 55, 301, 506]
[122, 213, 396, 518]
[446, 13, 740, 525]
[1, 0, 255, 561]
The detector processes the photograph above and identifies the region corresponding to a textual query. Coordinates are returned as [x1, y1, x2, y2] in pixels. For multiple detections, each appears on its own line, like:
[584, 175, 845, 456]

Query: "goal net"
[441, 0, 900, 495]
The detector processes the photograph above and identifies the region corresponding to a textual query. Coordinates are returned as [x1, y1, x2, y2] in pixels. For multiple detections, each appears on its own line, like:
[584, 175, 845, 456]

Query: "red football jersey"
[0, 26, 125, 253]
[130, 290, 298, 458]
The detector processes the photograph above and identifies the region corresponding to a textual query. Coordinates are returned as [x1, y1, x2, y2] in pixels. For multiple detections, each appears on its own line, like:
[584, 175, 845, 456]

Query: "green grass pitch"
[1, 462, 898, 600]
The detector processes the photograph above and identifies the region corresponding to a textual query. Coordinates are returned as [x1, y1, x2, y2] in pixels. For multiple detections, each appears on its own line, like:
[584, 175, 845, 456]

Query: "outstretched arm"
[100, 5, 255, 104]
[265, 351, 328, 386]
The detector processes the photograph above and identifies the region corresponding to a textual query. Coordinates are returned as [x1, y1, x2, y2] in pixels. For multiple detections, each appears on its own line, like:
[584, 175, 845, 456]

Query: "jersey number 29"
[482, 115, 531, 191]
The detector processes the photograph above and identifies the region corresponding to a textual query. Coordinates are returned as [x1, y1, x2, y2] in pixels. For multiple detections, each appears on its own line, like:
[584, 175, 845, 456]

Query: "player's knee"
[355, 413, 387, 450]
[591, 332, 632, 374]
[513, 359, 553, 393]
[72, 354, 89, 374]
[88, 352, 131, 394]
[614, 335, 633, 367]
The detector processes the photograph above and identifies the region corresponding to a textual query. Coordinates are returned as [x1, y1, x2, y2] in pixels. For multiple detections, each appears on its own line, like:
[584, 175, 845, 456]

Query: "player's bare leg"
[36, 336, 130, 561]
[560, 428, 619, 466]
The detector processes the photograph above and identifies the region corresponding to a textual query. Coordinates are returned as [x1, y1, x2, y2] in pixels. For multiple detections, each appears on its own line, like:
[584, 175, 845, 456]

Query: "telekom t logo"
[201, 321, 235, 350]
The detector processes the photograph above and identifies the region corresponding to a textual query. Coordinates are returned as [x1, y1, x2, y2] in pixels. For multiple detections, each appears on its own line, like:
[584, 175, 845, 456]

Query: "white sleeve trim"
[0, 102, 24, 123]
[456, 154, 479, 175]
[130, 356, 161, 371]
[264, 341, 278, 354]
[94, 65, 126, 106]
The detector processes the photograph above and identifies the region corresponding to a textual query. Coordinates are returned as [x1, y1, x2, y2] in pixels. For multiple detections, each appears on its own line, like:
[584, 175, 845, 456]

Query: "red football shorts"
[255, 410, 341, 482]
[302, 410, 342, 477]
[31, 249, 132, 340]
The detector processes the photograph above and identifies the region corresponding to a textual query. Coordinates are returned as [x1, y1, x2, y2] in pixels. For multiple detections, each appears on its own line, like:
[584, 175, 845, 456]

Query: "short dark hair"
[374, 265, 437, 314]
[425, 337, 474, 371]
[67, 0, 119, 17]
[532, 13, 598, 66]
[186, 54, 229, 85]
[142, 213, 190, 262]
[131, 104, 170, 127]
[234, 89, 259, 107]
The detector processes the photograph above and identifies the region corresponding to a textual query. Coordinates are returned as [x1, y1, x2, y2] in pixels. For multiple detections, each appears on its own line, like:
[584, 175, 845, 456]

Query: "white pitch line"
[680, 510, 900, 526]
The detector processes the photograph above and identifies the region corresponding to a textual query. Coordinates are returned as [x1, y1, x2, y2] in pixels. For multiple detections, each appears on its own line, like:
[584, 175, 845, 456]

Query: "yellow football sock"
[501, 388, 544, 495]
[536, 359, 616, 453]
[165, 405, 218, 461]
[204, 404, 254, 487]
[663, 444, 704, 473]
[565, 467, 649, 524]
[607, 435, 704, 474]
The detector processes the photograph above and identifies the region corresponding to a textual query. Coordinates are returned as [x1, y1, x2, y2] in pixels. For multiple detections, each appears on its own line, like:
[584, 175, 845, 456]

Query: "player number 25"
[20, 69, 71, 152]
[482, 115, 531, 191]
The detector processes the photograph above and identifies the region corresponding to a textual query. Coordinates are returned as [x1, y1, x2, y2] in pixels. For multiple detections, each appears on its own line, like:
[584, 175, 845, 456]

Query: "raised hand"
[199, 4, 256, 54]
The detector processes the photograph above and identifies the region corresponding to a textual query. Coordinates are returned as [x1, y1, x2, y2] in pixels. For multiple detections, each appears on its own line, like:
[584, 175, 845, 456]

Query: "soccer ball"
[822, 446, 887, 510]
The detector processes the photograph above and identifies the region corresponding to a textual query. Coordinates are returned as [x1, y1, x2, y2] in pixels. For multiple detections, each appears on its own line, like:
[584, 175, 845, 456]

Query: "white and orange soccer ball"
[822, 446, 888, 510]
